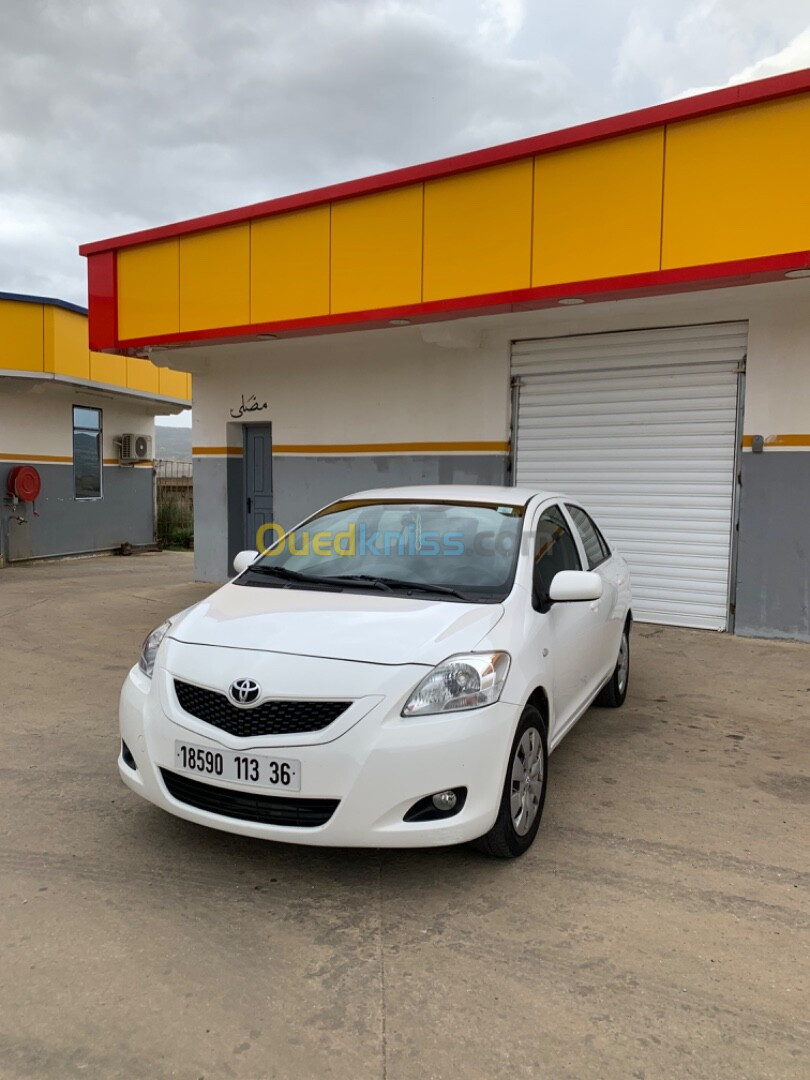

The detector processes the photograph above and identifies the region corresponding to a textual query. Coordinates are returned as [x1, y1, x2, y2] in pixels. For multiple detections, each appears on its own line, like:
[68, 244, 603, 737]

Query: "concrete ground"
[0, 552, 807, 1080]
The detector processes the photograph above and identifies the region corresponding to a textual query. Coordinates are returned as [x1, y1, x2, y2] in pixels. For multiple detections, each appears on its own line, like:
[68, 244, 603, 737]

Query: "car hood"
[169, 582, 505, 666]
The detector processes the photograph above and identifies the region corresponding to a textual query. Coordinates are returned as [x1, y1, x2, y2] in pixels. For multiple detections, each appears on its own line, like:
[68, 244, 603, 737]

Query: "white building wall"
[744, 296, 810, 438]
[186, 277, 810, 457]
[189, 328, 510, 448]
[0, 378, 157, 461]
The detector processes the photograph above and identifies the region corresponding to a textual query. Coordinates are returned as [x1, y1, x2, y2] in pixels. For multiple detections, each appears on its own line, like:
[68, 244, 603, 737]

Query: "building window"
[73, 406, 103, 499]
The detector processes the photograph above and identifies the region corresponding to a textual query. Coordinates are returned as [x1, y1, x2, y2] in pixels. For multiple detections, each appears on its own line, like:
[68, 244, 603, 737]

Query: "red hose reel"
[6, 465, 42, 515]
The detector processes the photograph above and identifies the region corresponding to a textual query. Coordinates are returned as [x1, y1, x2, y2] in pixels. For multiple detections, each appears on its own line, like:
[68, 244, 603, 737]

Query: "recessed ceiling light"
[785, 268, 810, 279]
[557, 297, 585, 306]
[389, 318, 411, 326]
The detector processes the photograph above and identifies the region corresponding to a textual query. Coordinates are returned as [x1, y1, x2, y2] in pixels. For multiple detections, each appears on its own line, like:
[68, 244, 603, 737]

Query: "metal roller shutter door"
[512, 323, 746, 630]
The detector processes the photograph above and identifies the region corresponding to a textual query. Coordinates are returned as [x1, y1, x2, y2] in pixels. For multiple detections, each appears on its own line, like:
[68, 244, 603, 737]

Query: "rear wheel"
[596, 624, 630, 708]
[474, 705, 548, 858]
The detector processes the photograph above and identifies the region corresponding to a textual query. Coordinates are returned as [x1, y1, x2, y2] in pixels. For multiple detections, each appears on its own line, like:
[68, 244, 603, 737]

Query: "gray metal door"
[244, 424, 273, 550]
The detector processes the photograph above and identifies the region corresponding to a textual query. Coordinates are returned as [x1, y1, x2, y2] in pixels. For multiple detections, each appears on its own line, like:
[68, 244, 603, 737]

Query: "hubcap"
[510, 727, 544, 836]
[617, 634, 629, 694]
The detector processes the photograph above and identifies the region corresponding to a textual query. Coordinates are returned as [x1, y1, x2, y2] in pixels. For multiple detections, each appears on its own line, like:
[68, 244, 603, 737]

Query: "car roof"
[339, 484, 561, 506]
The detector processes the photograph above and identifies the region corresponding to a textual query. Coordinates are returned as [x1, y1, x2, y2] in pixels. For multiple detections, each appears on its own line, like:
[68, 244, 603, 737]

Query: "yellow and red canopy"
[80, 69, 810, 353]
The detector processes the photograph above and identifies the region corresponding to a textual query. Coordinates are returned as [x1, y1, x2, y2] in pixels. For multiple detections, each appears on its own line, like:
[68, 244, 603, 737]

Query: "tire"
[474, 705, 548, 859]
[596, 624, 630, 708]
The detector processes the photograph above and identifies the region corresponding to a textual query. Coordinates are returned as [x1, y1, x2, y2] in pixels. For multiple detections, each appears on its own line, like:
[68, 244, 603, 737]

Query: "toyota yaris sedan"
[119, 486, 631, 858]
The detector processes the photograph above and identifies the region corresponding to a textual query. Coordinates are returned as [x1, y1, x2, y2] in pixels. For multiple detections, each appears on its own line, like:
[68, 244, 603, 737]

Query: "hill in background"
[155, 424, 192, 461]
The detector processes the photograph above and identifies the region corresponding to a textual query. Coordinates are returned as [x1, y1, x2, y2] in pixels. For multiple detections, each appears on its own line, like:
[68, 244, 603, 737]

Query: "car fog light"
[432, 790, 457, 812]
[403, 787, 467, 822]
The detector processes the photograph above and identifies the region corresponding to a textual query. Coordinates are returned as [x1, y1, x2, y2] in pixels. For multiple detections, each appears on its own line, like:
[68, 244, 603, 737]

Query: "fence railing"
[155, 459, 193, 548]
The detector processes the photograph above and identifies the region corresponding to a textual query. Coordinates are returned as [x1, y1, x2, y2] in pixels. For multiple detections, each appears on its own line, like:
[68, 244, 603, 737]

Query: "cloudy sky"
[1, 0, 809, 309]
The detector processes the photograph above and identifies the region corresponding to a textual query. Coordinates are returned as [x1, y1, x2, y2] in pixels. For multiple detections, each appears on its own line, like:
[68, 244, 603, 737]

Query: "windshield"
[239, 499, 526, 602]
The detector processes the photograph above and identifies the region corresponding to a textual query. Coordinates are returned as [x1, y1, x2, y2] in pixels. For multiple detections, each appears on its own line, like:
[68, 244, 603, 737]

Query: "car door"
[564, 503, 622, 683]
[530, 504, 598, 743]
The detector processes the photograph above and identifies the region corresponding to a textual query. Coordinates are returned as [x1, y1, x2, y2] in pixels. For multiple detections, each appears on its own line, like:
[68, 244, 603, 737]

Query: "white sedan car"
[119, 486, 631, 858]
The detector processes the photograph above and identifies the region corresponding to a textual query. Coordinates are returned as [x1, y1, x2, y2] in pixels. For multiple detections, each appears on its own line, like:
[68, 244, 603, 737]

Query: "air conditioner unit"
[119, 433, 153, 463]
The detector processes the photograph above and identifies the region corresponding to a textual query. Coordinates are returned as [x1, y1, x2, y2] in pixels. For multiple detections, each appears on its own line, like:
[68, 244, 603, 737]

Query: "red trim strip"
[86, 252, 117, 352]
[113, 251, 810, 351]
[79, 68, 810, 256]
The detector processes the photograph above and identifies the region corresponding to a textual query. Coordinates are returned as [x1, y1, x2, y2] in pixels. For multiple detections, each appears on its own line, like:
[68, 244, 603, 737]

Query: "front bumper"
[119, 663, 520, 848]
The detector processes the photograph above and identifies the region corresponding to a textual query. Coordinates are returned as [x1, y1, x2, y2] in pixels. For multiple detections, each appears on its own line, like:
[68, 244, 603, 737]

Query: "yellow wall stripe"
[192, 446, 244, 456]
[193, 441, 510, 456]
[741, 434, 810, 448]
[0, 453, 154, 465]
[0, 452, 73, 463]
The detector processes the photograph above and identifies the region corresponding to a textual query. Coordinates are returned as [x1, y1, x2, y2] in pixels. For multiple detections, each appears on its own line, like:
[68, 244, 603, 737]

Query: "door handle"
[246, 496, 252, 513]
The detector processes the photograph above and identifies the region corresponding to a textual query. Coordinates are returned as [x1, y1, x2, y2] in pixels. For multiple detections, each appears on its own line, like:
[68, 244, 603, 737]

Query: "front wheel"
[596, 624, 630, 708]
[473, 705, 548, 858]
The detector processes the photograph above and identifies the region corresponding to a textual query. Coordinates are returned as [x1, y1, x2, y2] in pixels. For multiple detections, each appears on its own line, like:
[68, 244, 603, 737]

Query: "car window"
[566, 505, 611, 569]
[533, 505, 581, 601]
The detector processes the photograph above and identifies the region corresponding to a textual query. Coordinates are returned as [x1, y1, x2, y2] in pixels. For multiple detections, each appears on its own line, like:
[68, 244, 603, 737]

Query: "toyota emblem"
[229, 678, 261, 706]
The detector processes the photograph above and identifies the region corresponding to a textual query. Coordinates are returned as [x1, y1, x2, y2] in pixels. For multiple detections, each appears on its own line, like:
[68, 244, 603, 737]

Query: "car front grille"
[173, 679, 349, 738]
[160, 769, 339, 828]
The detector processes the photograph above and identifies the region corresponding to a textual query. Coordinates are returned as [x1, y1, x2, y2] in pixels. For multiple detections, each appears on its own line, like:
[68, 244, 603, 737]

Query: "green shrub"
[171, 526, 194, 549]
[157, 495, 194, 548]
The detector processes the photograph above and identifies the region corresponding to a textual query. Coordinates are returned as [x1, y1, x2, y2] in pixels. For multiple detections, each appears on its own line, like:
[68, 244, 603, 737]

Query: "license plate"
[174, 741, 301, 792]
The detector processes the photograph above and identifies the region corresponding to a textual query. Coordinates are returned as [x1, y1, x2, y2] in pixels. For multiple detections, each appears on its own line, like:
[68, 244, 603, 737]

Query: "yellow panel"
[0, 300, 44, 371]
[251, 206, 330, 322]
[423, 160, 533, 301]
[662, 93, 810, 268]
[533, 129, 664, 285]
[179, 224, 250, 332]
[126, 356, 160, 394]
[118, 240, 180, 339]
[158, 367, 192, 400]
[45, 307, 90, 379]
[90, 350, 128, 387]
[331, 186, 423, 313]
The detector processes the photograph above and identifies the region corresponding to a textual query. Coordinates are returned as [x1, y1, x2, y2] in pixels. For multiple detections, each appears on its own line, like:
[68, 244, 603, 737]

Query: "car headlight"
[138, 620, 171, 678]
[402, 652, 511, 717]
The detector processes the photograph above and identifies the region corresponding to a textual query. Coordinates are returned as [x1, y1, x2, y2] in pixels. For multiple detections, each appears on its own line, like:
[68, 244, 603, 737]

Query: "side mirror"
[548, 570, 603, 603]
[232, 549, 259, 575]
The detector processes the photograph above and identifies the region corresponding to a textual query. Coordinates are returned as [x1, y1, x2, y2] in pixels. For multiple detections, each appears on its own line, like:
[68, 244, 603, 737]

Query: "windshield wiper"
[336, 575, 472, 600]
[246, 565, 472, 600]
[246, 565, 311, 581]
[246, 566, 397, 593]
[247, 566, 390, 589]
[326, 574, 393, 591]
[244, 565, 343, 588]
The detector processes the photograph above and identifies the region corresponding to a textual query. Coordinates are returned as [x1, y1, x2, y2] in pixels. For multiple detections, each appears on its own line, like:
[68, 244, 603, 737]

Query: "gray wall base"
[735, 452, 810, 642]
[1, 463, 154, 563]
